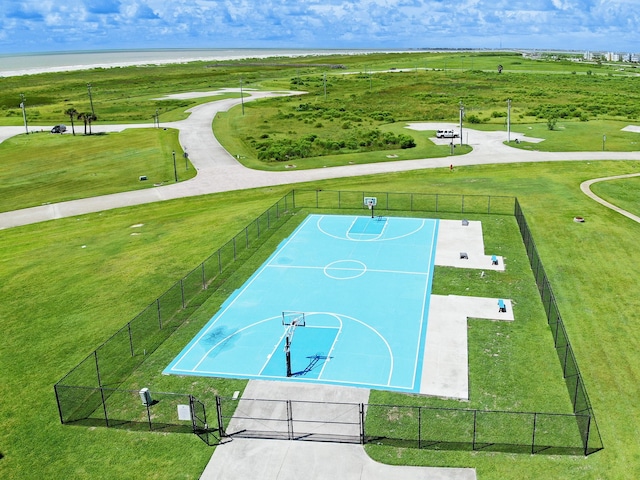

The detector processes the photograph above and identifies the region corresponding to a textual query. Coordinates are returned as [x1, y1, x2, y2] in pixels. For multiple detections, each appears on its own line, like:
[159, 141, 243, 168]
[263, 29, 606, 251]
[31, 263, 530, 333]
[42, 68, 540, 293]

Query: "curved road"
[2, 89, 640, 230]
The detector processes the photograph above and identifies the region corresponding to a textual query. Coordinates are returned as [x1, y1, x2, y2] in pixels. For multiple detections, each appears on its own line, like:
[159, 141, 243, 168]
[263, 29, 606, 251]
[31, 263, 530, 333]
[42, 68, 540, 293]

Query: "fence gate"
[190, 396, 218, 445]
[220, 397, 364, 444]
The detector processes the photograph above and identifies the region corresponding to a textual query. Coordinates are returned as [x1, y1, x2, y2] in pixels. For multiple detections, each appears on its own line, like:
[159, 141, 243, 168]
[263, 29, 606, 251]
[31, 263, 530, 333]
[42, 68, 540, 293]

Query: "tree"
[86, 113, 97, 135]
[77, 112, 88, 135]
[65, 108, 78, 136]
[77, 112, 97, 135]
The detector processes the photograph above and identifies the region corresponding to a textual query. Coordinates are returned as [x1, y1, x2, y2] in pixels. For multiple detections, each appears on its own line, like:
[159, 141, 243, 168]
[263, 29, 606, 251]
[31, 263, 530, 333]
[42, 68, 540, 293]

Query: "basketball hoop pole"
[285, 336, 292, 377]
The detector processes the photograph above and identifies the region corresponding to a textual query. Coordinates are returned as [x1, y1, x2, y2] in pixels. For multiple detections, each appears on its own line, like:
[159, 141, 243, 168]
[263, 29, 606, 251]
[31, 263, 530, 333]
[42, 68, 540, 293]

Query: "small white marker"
[232, 391, 240, 400]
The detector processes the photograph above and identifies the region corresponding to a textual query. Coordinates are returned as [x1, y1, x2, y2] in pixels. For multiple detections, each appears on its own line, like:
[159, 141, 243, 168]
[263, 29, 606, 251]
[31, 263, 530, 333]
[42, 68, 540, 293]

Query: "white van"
[436, 129, 459, 138]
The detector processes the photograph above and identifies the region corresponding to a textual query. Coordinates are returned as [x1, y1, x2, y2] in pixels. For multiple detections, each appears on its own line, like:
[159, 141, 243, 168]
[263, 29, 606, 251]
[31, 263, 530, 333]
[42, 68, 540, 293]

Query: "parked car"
[51, 124, 67, 134]
[436, 129, 459, 138]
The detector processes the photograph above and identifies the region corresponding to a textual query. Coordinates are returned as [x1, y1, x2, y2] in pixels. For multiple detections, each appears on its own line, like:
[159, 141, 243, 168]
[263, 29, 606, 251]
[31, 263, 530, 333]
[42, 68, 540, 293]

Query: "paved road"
[2, 89, 640, 230]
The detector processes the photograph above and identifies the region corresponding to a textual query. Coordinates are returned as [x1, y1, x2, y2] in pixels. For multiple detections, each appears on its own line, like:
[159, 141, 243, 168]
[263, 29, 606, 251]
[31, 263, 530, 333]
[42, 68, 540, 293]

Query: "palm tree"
[65, 108, 78, 136]
[77, 112, 88, 135]
[86, 113, 97, 135]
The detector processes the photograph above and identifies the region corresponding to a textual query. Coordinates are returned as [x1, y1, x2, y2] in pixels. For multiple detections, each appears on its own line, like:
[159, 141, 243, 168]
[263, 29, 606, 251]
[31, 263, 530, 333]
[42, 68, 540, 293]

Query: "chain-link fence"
[515, 199, 603, 455]
[290, 189, 515, 215]
[54, 192, 297, 438]
[54, 190, 602, 455]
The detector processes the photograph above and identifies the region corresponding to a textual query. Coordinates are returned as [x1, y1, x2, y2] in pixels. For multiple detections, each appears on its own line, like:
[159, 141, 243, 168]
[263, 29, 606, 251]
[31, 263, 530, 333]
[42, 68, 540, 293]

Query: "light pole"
[87, 83, 95, 115]
[507, 99, 512, 143]
[240, 77, 244, 116]
[19, 94, 28, 134]
[172, 151, 178, 182]
[603, 134, 606, 151]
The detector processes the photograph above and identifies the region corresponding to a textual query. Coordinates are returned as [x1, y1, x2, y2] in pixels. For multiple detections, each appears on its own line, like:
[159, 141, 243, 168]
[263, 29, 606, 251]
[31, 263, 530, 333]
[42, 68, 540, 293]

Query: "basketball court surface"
[164, 213, 513, 398]
[165, 214, 438, 393]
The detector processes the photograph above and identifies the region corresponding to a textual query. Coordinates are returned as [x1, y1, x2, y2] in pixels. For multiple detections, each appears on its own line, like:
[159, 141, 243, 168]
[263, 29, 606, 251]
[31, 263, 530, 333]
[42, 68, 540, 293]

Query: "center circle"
[323, 260, 367, 280]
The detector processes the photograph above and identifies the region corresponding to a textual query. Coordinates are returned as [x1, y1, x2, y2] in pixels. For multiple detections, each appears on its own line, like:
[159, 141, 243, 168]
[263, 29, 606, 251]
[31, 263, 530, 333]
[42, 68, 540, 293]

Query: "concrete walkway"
[200, 381, 476, 480]
[2, 89, 640, 230]
[580, 173, 640, 224]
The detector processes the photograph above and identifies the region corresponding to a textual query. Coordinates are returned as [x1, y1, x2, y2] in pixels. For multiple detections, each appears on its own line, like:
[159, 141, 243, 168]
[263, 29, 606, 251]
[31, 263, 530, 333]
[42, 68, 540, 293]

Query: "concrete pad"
[622, 125, 640, 133]
[421, 295, 514, 400]
[200, 438, 476, 480]
[435, 220, 504, 271]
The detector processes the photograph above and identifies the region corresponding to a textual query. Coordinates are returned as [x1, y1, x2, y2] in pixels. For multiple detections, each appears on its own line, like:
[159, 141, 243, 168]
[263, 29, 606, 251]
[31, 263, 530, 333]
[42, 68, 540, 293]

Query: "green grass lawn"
[3, 52, 640, 479]
[3, 160, 640, 479]
[0, 128, 194, 212]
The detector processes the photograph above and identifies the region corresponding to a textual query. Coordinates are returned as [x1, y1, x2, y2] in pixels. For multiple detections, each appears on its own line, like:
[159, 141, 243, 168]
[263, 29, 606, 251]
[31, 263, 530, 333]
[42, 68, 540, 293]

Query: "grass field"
[0, 128, 193, 212]
[3, 52, 640, 479]
[3, 160, 640, 479]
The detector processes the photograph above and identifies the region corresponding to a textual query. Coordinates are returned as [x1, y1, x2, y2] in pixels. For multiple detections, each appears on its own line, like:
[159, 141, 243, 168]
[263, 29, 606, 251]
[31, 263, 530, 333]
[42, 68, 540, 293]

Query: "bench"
[498, 299, 507, 313]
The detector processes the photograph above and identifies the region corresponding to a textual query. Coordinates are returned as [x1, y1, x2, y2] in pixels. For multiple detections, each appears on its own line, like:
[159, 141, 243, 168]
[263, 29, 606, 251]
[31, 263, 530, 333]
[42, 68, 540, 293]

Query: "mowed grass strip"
[0, 128, 193, 212]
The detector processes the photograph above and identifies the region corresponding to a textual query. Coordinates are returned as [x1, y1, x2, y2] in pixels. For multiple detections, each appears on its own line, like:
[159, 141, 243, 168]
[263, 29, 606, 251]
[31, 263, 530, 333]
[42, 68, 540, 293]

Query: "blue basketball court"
[163, 214, 439, 393]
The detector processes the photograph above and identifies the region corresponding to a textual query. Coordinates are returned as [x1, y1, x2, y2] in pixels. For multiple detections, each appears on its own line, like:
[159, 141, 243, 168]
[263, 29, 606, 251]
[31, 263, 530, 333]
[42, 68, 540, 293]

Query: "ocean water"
[0, 48, 390, 77]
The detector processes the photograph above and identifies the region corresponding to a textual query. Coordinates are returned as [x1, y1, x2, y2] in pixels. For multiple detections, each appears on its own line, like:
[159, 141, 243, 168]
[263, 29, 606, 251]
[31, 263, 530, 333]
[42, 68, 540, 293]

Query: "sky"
[1, 0, 638, 54]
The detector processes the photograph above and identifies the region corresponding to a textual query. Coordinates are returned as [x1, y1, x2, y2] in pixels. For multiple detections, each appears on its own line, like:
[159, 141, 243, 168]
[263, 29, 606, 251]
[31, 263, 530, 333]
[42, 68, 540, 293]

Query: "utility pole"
[507, 99, 512, 142]
[323, 72, 327, 100]
[20, 94, 28, 134]
[87, 83, 95, 115]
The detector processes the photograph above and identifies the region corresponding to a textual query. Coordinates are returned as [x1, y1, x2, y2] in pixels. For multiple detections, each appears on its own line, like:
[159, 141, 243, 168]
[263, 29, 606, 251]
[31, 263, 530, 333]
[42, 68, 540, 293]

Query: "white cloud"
[0, 0, 639, 53]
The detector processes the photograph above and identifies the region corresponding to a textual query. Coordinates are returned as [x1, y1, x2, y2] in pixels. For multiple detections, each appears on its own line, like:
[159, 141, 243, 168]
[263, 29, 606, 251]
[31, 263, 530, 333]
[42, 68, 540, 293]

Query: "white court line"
[267, 263, 431, 276]
[316, 215, 427, 242]
[410, 219, 438, 390]
[173, 215, 319, 365]
[316, 314, 343, 379]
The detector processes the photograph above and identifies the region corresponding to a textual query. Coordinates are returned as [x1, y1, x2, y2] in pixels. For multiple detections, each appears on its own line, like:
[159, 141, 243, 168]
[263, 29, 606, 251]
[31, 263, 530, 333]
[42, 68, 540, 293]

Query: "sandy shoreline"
[0, 48, 407, 78]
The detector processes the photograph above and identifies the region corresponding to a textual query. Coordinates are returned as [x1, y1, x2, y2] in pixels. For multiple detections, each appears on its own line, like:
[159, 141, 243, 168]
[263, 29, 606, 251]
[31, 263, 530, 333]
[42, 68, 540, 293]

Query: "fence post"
[180, 279, 185, 309]
[462, 194, 465, 213]
[583, 415, 592, 456]
[531, 412, 538, 455]
[146, 400, 153, 431]
[487, 196, 491, 214]
[316, 190, 319, 208]
[287, 400, 294, 440]
[128, 322, 134, 357]
[573, 375, 581, 412]
[410, 193, 414, 211]
[436, 194, 439, 212]
[233, 237, 236, 260]
[257, 217, 260, 238]
[201, 263, 206, 289]
[338, 190, 341, 209]
[99, 387, 110, 427]
[95, 350, 103, 388]
[418, 406, 422, 449]
[218, 249, 222, 274]
[245, 227, 249, 248]
[157, 298, 162, 330]
[472, 410, 477, 450]
[216, 395, 226, 436]
[359, 403, 365, 444]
